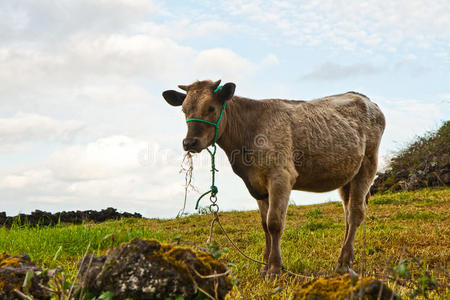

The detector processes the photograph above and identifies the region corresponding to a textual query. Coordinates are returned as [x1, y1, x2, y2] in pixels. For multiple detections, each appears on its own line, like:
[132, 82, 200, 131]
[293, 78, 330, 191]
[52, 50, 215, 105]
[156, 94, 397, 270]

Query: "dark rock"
[395, 170, 410, 179]
[0, 253, 50, 299]
[363, 279, 396, 299]
[77, 238, 232, 300]
[0, 208, 143, 228]
[293, 274, 397, 300]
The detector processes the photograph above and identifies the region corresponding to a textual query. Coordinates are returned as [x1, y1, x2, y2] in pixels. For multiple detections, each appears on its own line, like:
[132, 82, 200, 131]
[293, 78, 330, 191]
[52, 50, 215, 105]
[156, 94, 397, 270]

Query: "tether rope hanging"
[194, 144, 219, 211]
[185, 85, 225, 211]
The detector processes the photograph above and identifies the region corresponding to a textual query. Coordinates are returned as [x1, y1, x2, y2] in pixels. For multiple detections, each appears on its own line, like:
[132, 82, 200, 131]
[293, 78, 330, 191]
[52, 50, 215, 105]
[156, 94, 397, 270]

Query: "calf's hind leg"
[338, 183, 350, 242]
[337, 155, 377, 272]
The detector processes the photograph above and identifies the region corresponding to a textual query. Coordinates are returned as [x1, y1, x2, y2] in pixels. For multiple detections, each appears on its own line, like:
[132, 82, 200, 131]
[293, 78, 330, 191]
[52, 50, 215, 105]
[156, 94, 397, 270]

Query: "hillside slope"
[0, 188, 449, 298]
[372, 121, 450, 194]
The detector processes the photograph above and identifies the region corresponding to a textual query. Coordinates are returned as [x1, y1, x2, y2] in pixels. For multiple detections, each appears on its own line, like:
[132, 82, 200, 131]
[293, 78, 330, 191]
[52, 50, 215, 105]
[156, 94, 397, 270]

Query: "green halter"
[185, 85, 226, 210]
[185, 85, 226, 145]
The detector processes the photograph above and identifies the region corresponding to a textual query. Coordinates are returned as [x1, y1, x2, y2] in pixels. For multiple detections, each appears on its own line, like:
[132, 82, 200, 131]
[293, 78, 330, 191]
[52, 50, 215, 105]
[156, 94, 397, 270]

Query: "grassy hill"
[1, 188, 449, 299]
[372, 121, 450, 194]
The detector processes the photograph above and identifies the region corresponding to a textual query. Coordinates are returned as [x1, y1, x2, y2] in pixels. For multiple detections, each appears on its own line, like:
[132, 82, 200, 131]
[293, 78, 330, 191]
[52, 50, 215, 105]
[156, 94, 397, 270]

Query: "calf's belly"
[292, 154, 363, 192]
[293, 176, 352, 192]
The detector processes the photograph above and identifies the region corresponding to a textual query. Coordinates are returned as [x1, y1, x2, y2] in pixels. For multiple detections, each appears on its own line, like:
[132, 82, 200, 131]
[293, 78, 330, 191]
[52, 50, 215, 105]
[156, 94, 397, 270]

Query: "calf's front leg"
[256, 199, 270, 276]
[266, 171, 292, 278]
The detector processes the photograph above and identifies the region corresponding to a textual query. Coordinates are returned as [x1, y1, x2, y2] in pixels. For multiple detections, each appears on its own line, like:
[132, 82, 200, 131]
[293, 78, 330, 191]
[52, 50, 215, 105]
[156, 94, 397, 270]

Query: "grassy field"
[1, 188, 449, 299]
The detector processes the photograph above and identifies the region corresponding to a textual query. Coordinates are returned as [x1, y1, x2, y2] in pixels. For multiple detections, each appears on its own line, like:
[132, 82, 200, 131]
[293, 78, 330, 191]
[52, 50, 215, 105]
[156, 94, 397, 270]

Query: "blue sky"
[0, 0, 449, 217]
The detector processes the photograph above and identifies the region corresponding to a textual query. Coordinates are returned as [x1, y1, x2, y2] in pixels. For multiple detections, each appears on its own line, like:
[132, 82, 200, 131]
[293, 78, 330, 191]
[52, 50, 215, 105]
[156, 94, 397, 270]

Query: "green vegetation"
[391, 121, 449, 174]
[1, 188, 449, 299]
[372, 121, 450, 193]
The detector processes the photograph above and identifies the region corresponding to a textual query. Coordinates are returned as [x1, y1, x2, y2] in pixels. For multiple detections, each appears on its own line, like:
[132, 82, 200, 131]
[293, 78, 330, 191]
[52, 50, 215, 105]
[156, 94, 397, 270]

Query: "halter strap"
[186, 102, 226, 145]
[185, 85, 226, 145]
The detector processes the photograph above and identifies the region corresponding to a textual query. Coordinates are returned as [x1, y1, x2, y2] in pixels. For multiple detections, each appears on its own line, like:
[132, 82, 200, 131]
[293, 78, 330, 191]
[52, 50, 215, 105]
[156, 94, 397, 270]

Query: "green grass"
[1, 188, 449, 299]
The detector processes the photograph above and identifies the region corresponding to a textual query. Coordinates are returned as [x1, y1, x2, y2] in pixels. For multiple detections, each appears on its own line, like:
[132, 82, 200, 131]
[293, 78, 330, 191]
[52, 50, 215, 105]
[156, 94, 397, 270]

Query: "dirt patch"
[0, 207, 142, 228]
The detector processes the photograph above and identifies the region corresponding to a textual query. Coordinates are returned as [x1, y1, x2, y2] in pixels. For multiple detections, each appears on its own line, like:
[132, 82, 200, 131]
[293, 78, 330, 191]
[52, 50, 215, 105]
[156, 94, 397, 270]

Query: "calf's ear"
[216, 82, 236, 103]
[162, 90, 186, 106]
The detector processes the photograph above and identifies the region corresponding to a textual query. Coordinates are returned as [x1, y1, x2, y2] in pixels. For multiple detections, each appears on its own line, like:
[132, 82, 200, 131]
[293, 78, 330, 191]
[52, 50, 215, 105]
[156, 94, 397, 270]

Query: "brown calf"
[163, 80, 386, 278]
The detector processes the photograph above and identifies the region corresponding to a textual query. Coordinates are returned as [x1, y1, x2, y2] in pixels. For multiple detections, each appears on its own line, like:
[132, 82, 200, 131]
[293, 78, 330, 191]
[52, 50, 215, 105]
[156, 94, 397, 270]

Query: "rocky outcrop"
[0, 207, 142, 228]
[77, 238, 232, 300]
[371, 163, 450, 194]
[0, 253, 50, 299]
[371, 121, 449, 194]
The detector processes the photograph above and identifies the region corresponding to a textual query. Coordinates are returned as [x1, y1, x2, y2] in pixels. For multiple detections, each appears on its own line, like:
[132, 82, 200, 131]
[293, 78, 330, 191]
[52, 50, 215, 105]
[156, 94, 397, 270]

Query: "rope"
[211, 212, 267, 265]
[187, 97, 226, 210]
[195, 144, 219, 210]
[209, 211, 314, 279]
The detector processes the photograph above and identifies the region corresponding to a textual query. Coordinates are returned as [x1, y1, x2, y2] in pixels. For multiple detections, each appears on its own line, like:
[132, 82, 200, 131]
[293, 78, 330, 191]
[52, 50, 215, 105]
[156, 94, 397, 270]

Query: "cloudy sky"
[1, 0, 449, 218]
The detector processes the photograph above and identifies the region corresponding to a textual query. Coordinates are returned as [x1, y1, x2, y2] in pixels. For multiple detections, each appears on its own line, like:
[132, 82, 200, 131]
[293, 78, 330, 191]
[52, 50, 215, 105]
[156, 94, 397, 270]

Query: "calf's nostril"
[183, 138, 197, 149]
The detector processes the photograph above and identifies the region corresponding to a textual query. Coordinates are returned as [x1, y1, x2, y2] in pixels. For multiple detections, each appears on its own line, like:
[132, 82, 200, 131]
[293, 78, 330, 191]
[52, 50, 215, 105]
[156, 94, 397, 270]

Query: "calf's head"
[162, 80, 236, 153]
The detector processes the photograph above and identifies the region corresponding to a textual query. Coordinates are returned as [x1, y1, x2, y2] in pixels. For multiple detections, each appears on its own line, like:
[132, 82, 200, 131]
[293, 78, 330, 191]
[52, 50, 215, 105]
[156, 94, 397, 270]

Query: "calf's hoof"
[335, 265, 348, 274]
[266, 272, 280, 281]
[265, 267, 282, 280]
[259, 265, 268, 277]
[336, 265, 358, 278]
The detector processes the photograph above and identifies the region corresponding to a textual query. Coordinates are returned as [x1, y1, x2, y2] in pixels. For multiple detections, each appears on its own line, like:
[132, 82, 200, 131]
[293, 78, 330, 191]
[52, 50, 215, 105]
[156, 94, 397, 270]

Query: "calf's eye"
[208, 106, 215, 113]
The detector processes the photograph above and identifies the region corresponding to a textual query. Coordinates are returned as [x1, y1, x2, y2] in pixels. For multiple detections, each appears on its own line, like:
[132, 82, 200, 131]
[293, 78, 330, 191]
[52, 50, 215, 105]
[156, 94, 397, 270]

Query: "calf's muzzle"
[183, 138, 199, 152]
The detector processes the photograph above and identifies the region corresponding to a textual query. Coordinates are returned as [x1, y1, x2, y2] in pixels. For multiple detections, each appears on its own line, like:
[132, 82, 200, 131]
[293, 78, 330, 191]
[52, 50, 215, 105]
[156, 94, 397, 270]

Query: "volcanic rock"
[293, 274, 397, 300]
[0, 253, 50, 299]
[0, 207, 142, 228]
[77, 238, 232, 300]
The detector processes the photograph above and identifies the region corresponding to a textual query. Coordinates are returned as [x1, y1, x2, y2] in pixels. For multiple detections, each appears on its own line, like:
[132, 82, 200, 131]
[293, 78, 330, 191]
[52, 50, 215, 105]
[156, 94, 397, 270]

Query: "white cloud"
[0, 169, 53, 190]
[0, 135, 187, 216]
[0, 0, 157, 42]
[261, 53, 279, 67]
[0, 175, 29, 189]
[133, 19, 231, 40]
[49, 135, 148, 181]
[435, 52, 448, 58]
[375, 96, 444, 154]
[194, 48, 255, 80]
[0, 113, 84, 151]
[66, 34, 196, 79]
[0, 144, 30, 154]
[75, 79, 150, 104]
[301, 62, 381, 81]
[439, 94, 450, 103]
[0, 2, 29, 39]
[0, 33, 261, 101]
[394, 56, 429, 75]
[217, 0, 450, 51]
[0, 48, 61, 94]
